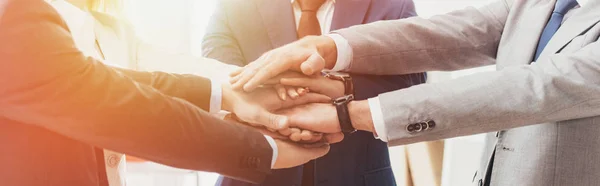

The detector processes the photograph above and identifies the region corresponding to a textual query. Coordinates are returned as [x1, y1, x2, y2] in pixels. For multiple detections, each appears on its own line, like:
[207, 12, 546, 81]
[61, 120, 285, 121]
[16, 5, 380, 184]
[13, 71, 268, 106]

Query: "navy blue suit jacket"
[202, 0, 425, 185]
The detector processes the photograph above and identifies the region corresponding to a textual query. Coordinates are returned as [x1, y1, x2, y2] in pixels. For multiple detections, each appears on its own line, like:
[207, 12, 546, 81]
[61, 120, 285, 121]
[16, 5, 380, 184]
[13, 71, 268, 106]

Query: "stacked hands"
[221, 36, 374, 169]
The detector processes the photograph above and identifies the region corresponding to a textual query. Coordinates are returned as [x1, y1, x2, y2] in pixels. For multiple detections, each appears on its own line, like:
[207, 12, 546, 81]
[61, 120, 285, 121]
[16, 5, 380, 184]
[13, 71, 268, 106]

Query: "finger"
[289, 128, 302, 142]
[257, 128, 288, 140]
[254, 110, 289, 130]
[232, 68, 257, 90]
[300, 53, 325, 76]
[285, 93, 331, 109]
[324, 133, 345, 144]
[247, 122, 261, 127]
[264, 78, 281, 85]
[243, 60, 289, 92]
[274, 84, 287, 101]
[287, 86, 299, 99]
[306, 133, 324, 143]
[297, 87, 308, 96]
[301, 143, 330, 160]
[229, 73, 242, 84]
[229, 67, 244, 77]
[278, 128, 292, 136]
[299, 130, 313, 141]
[302, 142, 328, 148]
[280, 78, 317, 94]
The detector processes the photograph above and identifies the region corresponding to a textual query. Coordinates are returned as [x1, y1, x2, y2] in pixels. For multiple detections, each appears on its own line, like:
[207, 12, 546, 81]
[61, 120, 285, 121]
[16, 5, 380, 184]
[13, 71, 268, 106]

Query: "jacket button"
[106, 154, 119, 168]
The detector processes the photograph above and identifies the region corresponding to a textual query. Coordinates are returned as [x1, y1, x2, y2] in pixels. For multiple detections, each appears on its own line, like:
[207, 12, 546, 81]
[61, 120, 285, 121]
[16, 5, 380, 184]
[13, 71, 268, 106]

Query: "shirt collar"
[577, 0, 588, 7]
[49, 0, 90, 31]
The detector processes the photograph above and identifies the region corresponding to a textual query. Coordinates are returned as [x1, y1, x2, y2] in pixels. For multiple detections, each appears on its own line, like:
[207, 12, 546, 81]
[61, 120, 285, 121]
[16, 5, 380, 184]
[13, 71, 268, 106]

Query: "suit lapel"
[538, 1, 600, 58]
[255, 0, 298, 48]
[501, 0, 555, 66]
[331, 0, 371, 31]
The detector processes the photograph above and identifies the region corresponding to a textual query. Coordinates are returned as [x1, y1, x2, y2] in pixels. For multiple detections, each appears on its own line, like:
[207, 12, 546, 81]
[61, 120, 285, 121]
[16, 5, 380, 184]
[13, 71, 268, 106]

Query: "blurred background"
[121, 0, 496, 186]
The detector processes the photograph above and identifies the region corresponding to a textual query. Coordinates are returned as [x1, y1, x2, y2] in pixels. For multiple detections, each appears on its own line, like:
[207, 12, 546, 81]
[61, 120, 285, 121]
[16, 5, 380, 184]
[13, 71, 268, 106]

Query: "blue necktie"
[534, 0, 579, 61]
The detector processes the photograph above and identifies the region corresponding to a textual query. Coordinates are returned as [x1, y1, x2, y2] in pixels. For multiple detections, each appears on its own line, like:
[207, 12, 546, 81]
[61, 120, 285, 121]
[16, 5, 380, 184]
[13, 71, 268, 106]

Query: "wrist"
[348, 100, 375, 132]
[333, 81, 345, 98]
[221, 83, 234, 112]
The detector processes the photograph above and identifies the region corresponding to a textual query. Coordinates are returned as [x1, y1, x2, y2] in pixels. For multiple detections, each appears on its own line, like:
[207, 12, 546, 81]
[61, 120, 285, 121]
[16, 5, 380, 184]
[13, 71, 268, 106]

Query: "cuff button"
[414, 122, 423, 132]
[426, 120, 436, 129]
[406, 124, 416, 133]
[420, 122, 429, 131]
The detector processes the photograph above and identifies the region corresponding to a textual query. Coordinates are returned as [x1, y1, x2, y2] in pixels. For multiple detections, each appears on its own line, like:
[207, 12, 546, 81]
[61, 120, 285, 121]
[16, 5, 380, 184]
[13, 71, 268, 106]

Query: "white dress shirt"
[327, 0, 588, 142]
[291, 0, 336, 34]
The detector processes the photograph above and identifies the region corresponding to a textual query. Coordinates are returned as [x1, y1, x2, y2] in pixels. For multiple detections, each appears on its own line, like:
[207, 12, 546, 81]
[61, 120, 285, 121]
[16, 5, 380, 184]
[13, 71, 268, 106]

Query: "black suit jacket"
[0, 0, 272, 185]
[202, 0, 425, 185]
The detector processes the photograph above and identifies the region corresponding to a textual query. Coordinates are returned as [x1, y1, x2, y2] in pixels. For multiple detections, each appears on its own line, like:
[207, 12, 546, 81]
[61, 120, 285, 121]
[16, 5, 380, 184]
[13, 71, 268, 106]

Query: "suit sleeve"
[334, 0, 512, 75]
[0, 0, 271, 183]
[201, 0, 248, 66]
[377, 40, 600, 147]
[399, 0, 417, 18]
[128, 23, 239, 81]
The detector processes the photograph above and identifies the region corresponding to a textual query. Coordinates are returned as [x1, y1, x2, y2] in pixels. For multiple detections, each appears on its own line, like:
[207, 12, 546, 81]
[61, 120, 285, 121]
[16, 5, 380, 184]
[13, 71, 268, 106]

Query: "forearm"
[331, 0, 511, 75]
[348, 100, 375, 132]
[373, 41, 600, 146]
[0, 1, 271, 182]
[114, 67, 213, 111]
[201, 38, 247, 67]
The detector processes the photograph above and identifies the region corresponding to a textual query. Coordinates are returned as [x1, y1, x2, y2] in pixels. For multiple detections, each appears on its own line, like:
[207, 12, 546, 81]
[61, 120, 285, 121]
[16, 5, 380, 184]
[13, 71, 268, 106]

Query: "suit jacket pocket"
[364, 167, 397, 186]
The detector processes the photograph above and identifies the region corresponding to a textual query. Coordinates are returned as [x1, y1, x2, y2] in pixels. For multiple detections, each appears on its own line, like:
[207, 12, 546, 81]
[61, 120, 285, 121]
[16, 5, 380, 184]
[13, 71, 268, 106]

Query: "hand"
[221, 83, 330, 130]
[278, 103, 341, 133]
[229, 36, 338, 92]
[272, 132, 345, 169]
[278, 101, 375, 133]
[268, 71, 344, 99]
[272, 84, 310, 101]
[224, 113, 322, 143]
[272, 139, 329, 169]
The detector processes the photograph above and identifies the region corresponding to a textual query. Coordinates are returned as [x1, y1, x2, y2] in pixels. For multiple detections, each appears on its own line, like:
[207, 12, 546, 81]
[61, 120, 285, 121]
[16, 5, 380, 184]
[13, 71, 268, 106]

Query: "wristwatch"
[322, 71, 354, 96]
[333, 94, 356, 134]
[322, 71, 356, 134]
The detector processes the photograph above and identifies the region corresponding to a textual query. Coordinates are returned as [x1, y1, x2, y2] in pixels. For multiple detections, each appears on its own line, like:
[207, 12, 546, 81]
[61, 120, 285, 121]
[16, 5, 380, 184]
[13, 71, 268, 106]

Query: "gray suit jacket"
[0, 0, 272, 185]
[333, 0, 600, 185]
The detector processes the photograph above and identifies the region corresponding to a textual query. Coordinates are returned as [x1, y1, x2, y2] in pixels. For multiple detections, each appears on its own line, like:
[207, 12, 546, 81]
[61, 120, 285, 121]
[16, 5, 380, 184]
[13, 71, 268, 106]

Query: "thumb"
[300, 53, 325, 75]
[273, 140, 330, 169]
[300, 144, 330, 160]
[256, 110, 289, 130]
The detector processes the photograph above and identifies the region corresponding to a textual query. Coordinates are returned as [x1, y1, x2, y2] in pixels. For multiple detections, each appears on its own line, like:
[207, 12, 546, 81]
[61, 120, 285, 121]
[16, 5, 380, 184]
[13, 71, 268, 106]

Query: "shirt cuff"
[368, 97, 389, 142]
[326, 34, 352, 72]
[263, 135, 278, 168]
[209, 78, 223, 114]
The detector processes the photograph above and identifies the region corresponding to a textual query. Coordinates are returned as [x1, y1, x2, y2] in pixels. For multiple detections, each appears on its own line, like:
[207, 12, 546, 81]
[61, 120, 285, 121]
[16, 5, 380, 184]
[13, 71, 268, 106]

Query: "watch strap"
[333, 95, 356, 133]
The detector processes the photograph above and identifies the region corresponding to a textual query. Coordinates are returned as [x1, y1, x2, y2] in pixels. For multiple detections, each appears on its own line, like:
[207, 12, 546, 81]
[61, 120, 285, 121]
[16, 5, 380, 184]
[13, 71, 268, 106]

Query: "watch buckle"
[333, 94, 354, 104]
